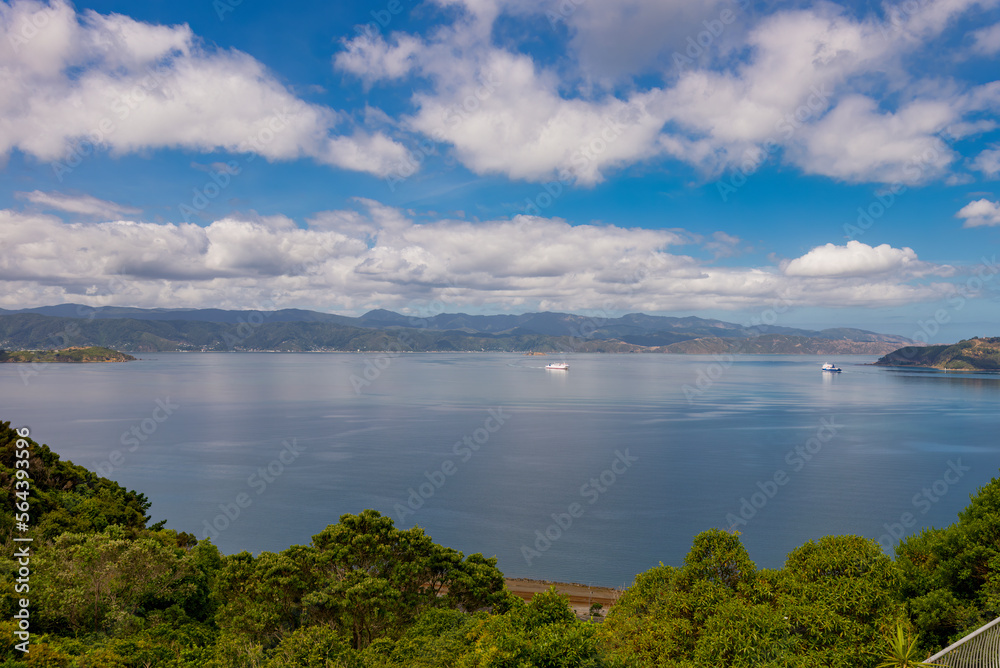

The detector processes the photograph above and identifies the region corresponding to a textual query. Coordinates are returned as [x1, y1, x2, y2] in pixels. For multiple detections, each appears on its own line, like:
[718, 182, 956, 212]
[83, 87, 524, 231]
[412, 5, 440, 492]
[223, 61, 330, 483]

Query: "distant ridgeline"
[0, 346, 135, 363]
[0, 305, 917, 354]
[875, 337, 1000, 370]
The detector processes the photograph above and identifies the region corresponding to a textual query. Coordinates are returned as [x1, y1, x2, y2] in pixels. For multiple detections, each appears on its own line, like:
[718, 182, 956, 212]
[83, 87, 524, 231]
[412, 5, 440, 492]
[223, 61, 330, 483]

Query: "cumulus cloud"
[956, 199, 1000, 227]
[789, 96, 956, 183]
[972, 148, 1000, 177]
[782, 241, 920, 278]
[331, 0, 994, 186]
[0, 204, 957, 312]
[335, 33, 422, 85]
[0, 0, 408, 176]
[971, 22, 1000, 55]
[15, 190, 141, 218]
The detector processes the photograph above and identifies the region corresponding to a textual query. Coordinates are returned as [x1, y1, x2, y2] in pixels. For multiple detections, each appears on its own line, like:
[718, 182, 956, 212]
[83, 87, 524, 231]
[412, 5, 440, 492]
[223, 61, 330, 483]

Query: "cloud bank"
[0, 205, 957, 313]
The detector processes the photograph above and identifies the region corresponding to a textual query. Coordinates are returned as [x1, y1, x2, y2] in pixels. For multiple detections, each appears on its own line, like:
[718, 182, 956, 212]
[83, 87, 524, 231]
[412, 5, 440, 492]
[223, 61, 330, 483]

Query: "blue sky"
[1, 0, 999, 341]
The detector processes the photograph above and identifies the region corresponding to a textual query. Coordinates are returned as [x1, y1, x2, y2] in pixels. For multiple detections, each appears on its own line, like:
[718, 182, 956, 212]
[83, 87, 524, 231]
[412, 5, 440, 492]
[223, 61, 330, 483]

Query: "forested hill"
[0, 304, 917, 346]
[0, 313, 641, 353]
[0, 310, 912, 354]
[875, 337, 1000, 370]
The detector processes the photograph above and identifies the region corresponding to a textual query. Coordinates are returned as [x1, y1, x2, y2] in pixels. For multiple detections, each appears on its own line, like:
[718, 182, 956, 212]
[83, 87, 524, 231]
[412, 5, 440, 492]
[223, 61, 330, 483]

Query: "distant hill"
[875, 337, 1000, 370]
[661, 335, 909, 355]
[0, 313, 646, 353]
[0, 346, 135, 363]
[0, 303, 915, 344]
[0, 303, 358, 325]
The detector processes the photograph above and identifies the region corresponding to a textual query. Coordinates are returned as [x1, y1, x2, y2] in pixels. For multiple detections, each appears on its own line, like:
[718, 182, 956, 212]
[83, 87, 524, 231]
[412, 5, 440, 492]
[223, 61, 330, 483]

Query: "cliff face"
[875, 337, 1000, 370]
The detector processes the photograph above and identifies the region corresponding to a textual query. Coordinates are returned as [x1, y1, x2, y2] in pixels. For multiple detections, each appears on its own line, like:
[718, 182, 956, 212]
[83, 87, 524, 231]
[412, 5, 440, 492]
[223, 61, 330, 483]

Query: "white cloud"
[15, 190, 141, 218]
[0, 0, 408, 176]
[956, 198, 1000, 227]
[973, 147, 1000, 177]
[790, 96, 956, 183]
[971, 22, 1000, 55]
[333, 0, 991, 185]
[334, 32, 422, 85]
[782, 241, 920, 278]
[0, 204, 958, 313]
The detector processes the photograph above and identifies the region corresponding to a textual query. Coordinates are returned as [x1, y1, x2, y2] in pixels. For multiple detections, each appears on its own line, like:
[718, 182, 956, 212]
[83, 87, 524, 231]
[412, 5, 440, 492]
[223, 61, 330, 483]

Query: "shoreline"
[504, 578, 625, 619]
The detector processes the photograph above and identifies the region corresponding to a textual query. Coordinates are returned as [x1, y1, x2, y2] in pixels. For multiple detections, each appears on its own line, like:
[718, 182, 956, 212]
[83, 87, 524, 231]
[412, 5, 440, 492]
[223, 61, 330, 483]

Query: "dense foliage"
[2, 420, 999, 666]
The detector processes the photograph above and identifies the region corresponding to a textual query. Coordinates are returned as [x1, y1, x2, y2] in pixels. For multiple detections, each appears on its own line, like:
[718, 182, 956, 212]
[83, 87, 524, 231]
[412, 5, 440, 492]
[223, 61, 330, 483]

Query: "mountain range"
[0, 304, 917, 354]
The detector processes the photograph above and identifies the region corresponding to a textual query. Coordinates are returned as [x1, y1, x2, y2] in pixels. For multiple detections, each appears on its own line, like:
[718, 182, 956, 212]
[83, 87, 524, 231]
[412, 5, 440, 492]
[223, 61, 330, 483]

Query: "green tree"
[303, 509, 507, 649]
[457, 587, 607, 668]
[896, 472, 1000, 652]
[33, 528, 195, 634]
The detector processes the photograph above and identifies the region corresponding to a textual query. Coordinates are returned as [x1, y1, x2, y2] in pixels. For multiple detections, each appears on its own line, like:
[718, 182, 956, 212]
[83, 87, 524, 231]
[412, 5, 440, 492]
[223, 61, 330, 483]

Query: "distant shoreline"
[129, 349, 888, 356]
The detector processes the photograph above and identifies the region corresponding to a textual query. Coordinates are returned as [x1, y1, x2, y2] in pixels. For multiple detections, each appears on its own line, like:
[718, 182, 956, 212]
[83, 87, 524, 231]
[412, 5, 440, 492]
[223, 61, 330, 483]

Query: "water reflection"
[884, 367, 1000, 392]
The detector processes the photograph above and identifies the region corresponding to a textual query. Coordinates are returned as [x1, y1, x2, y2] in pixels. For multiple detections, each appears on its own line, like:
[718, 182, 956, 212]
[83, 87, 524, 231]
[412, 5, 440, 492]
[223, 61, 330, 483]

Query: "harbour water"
[4, 352, 998, 587]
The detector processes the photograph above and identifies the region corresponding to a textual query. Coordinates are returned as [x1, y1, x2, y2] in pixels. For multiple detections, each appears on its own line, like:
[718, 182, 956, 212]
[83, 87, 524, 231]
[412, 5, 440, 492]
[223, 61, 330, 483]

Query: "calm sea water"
[3, 352, 999, 587]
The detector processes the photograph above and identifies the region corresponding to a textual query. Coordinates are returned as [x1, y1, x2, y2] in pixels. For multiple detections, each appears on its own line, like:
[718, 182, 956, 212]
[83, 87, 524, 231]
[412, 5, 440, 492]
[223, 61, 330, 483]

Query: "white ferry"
[545, 362, 569, 370]
[821, 363, 842, 373]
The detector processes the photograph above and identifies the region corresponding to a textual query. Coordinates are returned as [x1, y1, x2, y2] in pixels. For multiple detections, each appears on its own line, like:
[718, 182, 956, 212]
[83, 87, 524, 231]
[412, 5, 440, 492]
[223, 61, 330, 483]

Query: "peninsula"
[0, 346, 136, 363]
[874, 336, 1000, 370]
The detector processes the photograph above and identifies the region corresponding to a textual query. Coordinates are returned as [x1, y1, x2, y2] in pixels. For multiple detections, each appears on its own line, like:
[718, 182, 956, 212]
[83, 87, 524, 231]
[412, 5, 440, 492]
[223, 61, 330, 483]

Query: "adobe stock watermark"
[17, 274, 134, 386]
[545, 0, 586, 27]
[215, 297, 284, 351]
[670, 0, 749, 73]
[522, 103, 647, 215]
[179, 108, 291, 223]
[7, 3, 57, 53]
[91, 397, 180, 478]
[717, 85, 832, 201]
[724, 416, 841, 532]
[682, 296, 793, 402]
[844, 127, 959, 240]
[521, 449, 638, 565]
[53, 67, 175, 182]
[876, 0, 931, 39]
[213, 0, 243, 21]
[200, 437, 307, 540]
[877, 459, 970, 553]
[393, 408, 511, 523]
[898, 254, 999, 349]
[349, 0, 416, 39]
[385, 71, 502, 192]
[350, 276, 465, 394]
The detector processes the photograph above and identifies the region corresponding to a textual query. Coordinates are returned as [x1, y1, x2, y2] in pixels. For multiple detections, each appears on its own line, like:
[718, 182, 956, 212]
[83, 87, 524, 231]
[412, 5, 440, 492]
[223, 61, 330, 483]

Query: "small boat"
[545, 362, 569, 370]
[821, 363, 842, 373]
